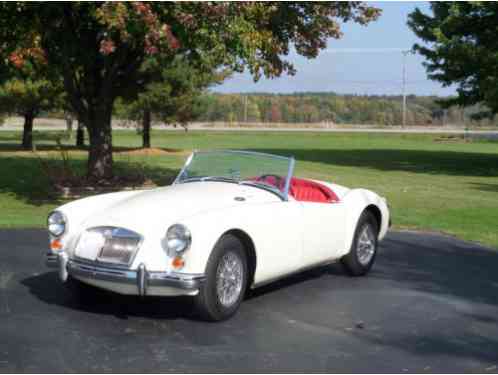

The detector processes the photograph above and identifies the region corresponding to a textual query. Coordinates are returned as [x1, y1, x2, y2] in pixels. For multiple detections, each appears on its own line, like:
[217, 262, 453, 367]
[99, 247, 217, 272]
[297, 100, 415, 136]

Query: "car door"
[298, 201, 346, 266]
[241, 199, 304, 285]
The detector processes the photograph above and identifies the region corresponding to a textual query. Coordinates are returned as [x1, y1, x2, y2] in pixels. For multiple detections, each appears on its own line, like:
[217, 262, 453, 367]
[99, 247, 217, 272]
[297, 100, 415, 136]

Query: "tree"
[2, 2, 380, 179]
[125, 56, 227, 148]
[76, 117, 85, 148]
[63, 111, 74, 140]
[0, 26, 61, 149]
[0, 78, 61, 149]
[270, 102, 283, 123]
[408, 2, 498, 118]
[246, 100, 261, 123]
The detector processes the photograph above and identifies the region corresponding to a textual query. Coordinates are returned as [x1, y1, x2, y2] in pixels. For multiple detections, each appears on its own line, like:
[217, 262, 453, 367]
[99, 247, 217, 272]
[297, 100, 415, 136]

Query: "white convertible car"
[46, 150, 390, 321]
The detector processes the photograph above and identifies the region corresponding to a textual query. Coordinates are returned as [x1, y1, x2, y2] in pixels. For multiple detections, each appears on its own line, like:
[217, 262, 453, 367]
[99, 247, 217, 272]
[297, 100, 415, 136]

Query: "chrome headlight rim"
[166, 224, 192, 255]
[47, 210, 67, 237]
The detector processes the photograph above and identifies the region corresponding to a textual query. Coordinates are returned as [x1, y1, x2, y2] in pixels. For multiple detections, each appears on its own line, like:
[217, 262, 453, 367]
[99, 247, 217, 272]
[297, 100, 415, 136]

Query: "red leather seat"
[251, 175, 339, 203]
[289, 177, 339, 203]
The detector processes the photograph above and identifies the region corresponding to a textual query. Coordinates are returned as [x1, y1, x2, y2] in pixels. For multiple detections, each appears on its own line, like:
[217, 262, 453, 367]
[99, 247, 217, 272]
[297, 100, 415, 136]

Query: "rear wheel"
[341, 211, 379, 276]
[194, 234, 248, 321]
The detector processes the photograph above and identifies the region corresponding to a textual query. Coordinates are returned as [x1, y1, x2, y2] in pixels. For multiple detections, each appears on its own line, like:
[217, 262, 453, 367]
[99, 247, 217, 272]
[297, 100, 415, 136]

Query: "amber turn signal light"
[50, 239, 63, 251]
[172, 256, 185, 269]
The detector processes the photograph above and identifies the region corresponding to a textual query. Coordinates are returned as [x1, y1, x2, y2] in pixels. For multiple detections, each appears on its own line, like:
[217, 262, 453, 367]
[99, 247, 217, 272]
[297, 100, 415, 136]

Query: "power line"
[314, 79, 428, 85]
[324, 48, 412, 54]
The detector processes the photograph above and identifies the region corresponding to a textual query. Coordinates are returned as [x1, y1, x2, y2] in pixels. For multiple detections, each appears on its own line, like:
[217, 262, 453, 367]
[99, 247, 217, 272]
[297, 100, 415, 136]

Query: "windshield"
[174, 150, 295, 199]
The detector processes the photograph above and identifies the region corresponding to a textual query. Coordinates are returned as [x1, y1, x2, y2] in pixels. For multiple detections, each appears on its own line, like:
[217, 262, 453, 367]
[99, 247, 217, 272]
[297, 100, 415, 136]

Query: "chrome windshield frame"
[173, 150, 295, 201]
[173, 152, 194, 185]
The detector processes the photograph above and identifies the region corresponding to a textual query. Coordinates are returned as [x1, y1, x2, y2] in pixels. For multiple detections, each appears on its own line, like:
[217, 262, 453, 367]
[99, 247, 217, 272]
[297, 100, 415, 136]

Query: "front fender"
[178, 208, 255, 276]
[51, 190, 143, 254]
[340, 188, 390, 256]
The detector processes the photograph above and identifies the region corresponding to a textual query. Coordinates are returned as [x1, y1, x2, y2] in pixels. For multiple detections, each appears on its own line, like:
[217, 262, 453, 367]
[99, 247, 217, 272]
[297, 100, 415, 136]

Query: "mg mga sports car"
[46, 150, 390, 321]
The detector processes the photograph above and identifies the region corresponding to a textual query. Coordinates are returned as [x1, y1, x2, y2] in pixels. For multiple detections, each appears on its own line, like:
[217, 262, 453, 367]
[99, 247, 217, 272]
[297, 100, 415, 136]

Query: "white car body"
[46, 151, 390, 300]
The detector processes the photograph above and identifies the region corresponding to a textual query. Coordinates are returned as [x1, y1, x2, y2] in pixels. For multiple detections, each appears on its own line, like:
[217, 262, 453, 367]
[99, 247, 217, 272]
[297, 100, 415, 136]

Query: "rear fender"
[339, 189, 389, 257]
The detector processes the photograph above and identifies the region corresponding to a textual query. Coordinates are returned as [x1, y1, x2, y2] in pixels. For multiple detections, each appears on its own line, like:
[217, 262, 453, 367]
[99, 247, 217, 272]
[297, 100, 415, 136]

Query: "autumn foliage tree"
[1, 2, 380, 180]
[0, 78, 61, 149]
[0, 43, 61, 149]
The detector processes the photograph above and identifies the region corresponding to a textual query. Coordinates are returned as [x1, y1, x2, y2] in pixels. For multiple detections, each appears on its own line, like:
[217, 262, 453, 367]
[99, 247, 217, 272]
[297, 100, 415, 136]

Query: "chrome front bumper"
[46, 252, 205, 296]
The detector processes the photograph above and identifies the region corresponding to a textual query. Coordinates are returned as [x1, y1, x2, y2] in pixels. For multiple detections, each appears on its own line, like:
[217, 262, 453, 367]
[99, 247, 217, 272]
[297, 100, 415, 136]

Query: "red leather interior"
[252, 175, 339, 203]
[254, 175, 285, 190]
[288, 177, 340, 203]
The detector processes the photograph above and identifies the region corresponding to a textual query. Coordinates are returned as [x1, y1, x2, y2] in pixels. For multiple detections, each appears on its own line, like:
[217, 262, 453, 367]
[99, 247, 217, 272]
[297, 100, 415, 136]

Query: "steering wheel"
[256, 174, 284, 189]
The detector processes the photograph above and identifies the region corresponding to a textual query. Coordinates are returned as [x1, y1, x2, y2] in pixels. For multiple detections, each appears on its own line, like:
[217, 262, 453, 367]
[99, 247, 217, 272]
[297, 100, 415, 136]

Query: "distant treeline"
[188, 92, 497, 126]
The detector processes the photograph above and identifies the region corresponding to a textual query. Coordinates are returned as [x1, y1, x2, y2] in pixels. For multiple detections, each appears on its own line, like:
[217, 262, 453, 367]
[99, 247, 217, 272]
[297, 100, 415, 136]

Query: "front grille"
[98, 236, 140, 265]
[75, 227, 142, 267]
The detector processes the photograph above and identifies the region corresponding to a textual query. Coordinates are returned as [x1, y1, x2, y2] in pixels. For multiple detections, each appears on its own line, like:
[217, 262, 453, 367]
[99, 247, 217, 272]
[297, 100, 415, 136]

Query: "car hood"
[81, 181, 278, 234]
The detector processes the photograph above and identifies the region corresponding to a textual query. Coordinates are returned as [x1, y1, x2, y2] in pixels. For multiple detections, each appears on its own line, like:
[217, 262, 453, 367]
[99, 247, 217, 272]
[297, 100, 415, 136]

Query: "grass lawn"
[0, 129, 497, 249]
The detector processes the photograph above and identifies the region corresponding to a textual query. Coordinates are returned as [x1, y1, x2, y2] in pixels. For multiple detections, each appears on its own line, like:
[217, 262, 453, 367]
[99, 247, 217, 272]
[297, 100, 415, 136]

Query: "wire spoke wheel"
[356, 225, 376, 266]
[216, 251, 244, 307]
[194, 234, 248, 321]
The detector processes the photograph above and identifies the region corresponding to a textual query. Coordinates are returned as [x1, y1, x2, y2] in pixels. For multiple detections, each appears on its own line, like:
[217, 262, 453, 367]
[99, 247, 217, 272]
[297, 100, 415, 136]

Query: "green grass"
[1, 129, 497, 249]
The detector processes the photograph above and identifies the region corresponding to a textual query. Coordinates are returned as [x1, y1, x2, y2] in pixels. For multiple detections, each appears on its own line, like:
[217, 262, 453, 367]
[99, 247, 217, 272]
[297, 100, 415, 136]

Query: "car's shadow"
[21, 272, 197, 320]
[246, 262, 346, 300]
[21, 231, 498, 322]
[21, 263, 345, 321]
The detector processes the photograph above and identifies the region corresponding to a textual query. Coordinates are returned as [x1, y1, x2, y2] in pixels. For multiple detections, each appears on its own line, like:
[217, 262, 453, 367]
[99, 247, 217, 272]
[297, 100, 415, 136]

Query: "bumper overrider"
[46, 252, 205, 296]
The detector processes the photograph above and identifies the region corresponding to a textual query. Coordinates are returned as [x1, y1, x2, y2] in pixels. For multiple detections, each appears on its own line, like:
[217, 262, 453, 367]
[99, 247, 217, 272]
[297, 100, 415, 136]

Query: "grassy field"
[0, 129, 497, 249]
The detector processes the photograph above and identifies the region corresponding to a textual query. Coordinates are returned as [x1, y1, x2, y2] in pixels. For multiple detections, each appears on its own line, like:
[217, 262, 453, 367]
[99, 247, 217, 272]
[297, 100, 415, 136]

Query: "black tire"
[341, 211, 379, 276]
[194, 234, 248, 321]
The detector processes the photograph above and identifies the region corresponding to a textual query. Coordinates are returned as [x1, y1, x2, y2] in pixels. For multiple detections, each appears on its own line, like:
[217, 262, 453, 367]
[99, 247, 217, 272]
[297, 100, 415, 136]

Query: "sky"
[214, 2, 456, 97]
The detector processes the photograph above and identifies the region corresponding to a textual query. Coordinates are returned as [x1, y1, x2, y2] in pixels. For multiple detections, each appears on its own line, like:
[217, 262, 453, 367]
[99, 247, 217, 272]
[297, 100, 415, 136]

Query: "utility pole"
[325, 48, 414, 128]
[401, 49, 411, 128]
[243, 95, 248, 123]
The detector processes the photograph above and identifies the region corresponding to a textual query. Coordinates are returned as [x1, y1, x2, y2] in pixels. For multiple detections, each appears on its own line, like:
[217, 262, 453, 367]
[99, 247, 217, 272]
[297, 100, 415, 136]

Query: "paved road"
[0, 229, 497, 373]
[2, 121, 498, 136]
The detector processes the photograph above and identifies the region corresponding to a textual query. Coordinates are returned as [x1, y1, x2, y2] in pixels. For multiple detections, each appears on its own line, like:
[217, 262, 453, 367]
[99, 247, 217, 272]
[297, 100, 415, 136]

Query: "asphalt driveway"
[0, 229, 497, 373]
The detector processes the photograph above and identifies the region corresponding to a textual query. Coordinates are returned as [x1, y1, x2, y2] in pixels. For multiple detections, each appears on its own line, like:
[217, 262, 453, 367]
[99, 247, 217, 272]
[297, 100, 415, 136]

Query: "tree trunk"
[86, 108, 113, 181]
[76, 120, 85, 148]
[22, 111, 34, 150]
[65, 113, 73, 140]
[142, 108, 151, 149]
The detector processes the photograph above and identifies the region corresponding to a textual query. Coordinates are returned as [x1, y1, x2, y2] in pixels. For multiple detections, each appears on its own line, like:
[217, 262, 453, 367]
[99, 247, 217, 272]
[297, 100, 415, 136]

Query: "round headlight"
[48, 211, 66, 237]
[166, 224, 191, 254]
